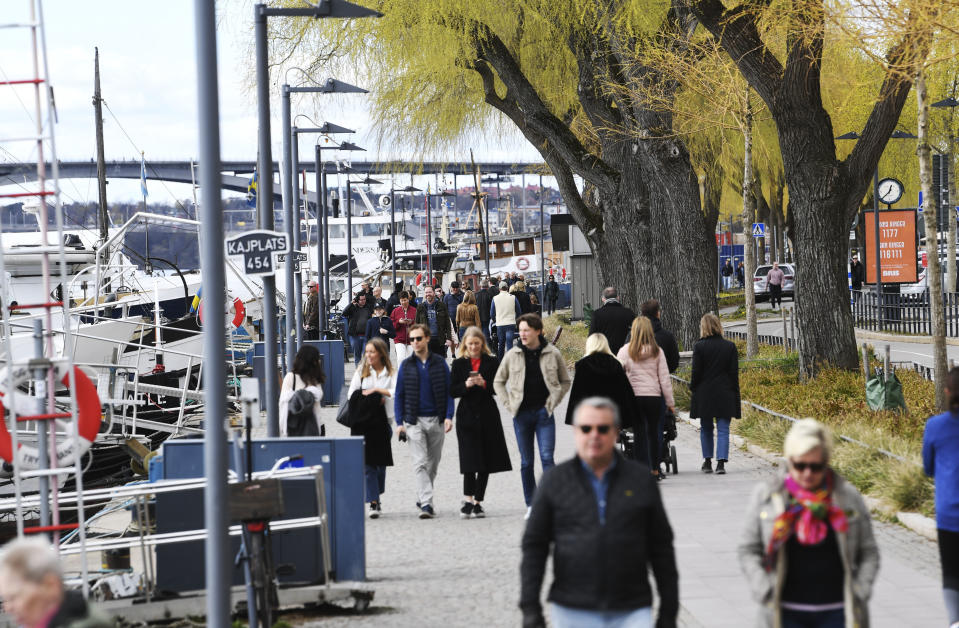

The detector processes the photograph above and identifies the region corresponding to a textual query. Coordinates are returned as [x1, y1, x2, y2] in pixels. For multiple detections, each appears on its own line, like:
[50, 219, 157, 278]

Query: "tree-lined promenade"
[270, 0, 959, 397]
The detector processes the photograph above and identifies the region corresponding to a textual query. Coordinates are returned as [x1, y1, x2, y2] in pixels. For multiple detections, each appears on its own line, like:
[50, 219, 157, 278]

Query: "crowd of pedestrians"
[259, 277, 959, 627]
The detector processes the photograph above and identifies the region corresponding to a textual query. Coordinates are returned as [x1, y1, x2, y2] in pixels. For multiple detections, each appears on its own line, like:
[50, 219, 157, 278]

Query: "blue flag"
[140, 155, 149, 198]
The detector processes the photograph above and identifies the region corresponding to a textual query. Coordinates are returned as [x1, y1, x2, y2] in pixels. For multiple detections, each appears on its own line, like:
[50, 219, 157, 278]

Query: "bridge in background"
[0, 160, 550, 204]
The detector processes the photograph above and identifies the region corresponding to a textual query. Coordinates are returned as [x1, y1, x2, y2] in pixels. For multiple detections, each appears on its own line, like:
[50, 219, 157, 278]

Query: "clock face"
[877, 178, 904, 205]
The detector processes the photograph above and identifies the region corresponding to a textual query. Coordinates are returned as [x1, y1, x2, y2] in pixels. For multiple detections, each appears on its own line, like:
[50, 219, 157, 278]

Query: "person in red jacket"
[390, 291, 417, 363]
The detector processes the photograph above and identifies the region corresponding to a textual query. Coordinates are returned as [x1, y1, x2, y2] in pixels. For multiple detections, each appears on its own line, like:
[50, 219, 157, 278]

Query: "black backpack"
[287, 388, 320, 436]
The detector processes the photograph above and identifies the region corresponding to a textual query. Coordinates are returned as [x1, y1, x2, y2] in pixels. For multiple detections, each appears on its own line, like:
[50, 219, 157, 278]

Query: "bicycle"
[232, 454, 303, 628]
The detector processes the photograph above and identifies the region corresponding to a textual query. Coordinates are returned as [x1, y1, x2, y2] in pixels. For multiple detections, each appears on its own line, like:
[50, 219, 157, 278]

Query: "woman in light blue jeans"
[689, 313, 741, 475]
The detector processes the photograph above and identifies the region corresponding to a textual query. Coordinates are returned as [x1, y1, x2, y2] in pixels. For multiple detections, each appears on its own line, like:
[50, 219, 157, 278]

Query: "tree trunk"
[742, 97, 758, 358]
[918, 69, 948, 410]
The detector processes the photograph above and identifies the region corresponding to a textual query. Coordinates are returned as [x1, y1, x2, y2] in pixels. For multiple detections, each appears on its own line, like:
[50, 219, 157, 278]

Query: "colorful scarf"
[764, 471, 849, 572]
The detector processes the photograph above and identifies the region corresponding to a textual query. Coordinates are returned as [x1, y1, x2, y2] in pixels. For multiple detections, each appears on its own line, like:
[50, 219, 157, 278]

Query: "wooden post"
[862, 343, 870, 380]
[782, 306, 788, 354]
[884, 344, 891, 382]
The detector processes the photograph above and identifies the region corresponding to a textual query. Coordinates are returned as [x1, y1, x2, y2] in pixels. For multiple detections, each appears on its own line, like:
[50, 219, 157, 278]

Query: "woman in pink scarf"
[739, 419, 879, 627]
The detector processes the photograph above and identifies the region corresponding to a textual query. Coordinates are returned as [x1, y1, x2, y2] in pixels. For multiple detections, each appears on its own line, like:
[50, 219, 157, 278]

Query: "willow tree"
[687, 0, 933, 375]
[271, 0, 715, 345]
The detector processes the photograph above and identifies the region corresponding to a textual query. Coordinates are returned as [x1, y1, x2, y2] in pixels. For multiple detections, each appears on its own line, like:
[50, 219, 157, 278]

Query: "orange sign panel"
[863, 209, 918, 284]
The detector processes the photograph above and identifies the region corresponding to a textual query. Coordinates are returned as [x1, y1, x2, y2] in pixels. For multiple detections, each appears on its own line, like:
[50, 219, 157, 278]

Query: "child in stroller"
[617, 408, 678, 475]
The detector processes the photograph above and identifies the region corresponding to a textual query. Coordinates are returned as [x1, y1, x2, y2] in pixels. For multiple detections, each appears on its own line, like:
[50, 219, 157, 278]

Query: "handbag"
[335, 394, 355, 427]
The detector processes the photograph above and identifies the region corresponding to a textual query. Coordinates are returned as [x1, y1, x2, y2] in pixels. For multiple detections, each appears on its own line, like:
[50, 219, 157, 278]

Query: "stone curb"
[676, 412, 938, 541]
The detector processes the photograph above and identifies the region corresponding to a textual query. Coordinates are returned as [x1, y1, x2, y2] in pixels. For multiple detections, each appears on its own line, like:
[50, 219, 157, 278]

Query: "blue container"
[155, 437, 365, 584]
[252, 339, 344, 408]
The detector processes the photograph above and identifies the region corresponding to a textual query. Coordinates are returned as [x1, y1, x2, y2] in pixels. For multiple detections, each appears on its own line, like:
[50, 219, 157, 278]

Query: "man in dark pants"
[415, 285, 456, 358]
[475, 278, 494, 344]
[544, 275, 559, 315]
[343, 292, 371, 365]
[303, 280, 319, 340]
[443, 280, 464, 324]
[520, 397, 678, 628]
[589, 287, 636, 355]
[850, 254, 865, 302]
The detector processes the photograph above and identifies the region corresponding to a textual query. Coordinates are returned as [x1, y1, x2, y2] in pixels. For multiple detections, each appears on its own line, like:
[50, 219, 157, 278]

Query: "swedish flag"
[246, 171, 257, 208]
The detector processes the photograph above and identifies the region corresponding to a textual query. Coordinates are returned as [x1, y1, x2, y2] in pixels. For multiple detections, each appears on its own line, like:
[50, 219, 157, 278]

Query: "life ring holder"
[198, 297, 246, 329]
[0, 364, 101, 470]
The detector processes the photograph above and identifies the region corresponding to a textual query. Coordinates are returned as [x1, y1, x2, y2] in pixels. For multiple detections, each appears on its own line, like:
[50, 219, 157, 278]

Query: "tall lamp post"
[283, 86, 362, 363]
[254, 0, 380, 437]
[932, 96, 958, 292]
[837, 129, 917, 330]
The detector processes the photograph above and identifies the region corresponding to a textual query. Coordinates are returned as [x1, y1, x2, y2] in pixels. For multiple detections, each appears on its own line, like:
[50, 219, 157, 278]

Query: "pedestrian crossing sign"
[751, 222, 766, 237]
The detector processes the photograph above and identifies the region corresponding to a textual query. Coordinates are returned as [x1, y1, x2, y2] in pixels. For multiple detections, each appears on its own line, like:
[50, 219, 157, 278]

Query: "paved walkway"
[294, 360, 946, 627]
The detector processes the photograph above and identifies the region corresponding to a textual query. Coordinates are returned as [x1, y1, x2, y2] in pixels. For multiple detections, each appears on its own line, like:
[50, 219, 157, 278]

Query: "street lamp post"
[933, 96, 959, 292]
[836, 130, 917, 330]
[253, 0, 380, 437]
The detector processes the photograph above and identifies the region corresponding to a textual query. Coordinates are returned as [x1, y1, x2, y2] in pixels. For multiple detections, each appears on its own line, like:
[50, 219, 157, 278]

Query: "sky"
[0, 0, 546, 205]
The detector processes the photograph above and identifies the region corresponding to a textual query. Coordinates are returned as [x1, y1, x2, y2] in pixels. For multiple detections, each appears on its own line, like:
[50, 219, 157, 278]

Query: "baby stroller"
[659, 409, 679, 475]
[617, 410, 679, 475]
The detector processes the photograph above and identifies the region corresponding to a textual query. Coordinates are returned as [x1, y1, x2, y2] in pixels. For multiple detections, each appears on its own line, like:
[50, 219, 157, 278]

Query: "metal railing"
[849, 288, 959, 336]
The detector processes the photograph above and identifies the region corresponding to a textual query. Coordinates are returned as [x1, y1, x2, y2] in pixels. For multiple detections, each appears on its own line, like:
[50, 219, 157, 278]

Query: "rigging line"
[100, 101, 192, 218]
[0, 60, 40, 125]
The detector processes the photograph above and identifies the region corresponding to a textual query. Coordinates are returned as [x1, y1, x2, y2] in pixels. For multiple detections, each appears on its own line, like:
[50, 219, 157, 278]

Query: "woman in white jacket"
[278, 345, 325, 436]
[616, 316, 674, 479]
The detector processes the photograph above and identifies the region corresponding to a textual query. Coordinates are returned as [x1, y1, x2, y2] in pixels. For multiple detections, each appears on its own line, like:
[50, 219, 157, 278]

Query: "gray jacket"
[738, 472, 880, 628]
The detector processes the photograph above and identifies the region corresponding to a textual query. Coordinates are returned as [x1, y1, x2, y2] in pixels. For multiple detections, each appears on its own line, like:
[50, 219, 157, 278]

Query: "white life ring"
[198, 296, 246, 329]
[0, 364, 101, 470]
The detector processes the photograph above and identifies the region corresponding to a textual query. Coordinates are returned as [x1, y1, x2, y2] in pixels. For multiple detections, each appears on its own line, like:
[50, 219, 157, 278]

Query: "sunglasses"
[409, 336, 425, 342]
[578, 424, 613, 435]
[791, 461, 826, 473]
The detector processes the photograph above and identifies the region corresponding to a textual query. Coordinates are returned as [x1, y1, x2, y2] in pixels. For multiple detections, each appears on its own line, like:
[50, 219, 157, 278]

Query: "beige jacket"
[738, 472, 880, 628]
[493, 340, 571, 416]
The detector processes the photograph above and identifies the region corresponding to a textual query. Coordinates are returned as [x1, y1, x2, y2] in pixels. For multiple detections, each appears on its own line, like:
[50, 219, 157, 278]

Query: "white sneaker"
[524, 506, 532, 521]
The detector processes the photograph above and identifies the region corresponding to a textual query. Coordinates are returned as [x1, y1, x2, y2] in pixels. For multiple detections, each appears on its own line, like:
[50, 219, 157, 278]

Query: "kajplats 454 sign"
[863, 209, 918, 284]
[225, 230, 289, 277]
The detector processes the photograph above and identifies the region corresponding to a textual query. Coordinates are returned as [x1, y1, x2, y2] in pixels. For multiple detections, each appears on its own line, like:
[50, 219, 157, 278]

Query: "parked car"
[752, 263, 796, 301]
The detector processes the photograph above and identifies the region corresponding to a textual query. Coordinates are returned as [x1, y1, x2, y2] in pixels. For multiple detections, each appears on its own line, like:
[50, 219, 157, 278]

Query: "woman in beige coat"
[739, 419, 879, 628]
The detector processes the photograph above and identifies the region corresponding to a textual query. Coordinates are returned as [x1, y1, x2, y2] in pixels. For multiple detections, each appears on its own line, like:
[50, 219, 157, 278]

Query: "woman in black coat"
[565, 333, 636, 427]
[689, 313, 741, 475]
[450, 326, 512, 519]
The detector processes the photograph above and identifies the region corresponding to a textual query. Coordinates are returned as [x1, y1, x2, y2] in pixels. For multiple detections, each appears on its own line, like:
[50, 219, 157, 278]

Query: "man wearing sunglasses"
[394, 324, 455, 519]
[520, 397, 678, 628]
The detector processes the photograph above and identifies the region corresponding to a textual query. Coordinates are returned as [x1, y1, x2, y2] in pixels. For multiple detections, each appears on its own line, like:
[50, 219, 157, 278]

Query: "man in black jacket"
[475, 278, 494, 343]
[589, 287, 636, 354]
[343, 292, 371, 366]
[544, 275, 559, 315]
[520, 397, 678, 628]
[415, 285, 456, 357]
[641, 299, 679, 374]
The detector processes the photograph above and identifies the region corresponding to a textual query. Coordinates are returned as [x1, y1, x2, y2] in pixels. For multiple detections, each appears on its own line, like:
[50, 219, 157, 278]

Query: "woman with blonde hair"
[450, 326, 512, 518]
[690, 312, 741, 474]
[740, 419, 879, 627]
[616, 317, 674, 478]
[456, 290, 482, 341]
[565, 333, 636, 428]
[347, 337, 396, 518]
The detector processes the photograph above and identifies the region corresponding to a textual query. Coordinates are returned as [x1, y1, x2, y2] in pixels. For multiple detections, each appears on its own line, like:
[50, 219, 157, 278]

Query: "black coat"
[450, 355, 512, 474]
[515, 290, 533, 314]
[415, 298, 455, 343]
[850, 260, 865, 288]
[689, 335, 741, 420]
[565, 353, 636, 426]
[589, 301, 636, 355]
[475, 288, 493, 324]
[348, 389, 394, 467]
[651, 318, 680, 374]
[520, 453, 678, 625]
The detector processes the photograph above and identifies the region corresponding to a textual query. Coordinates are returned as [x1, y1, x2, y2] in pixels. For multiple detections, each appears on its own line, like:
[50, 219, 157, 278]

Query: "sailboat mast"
[93, 48, 109, 243]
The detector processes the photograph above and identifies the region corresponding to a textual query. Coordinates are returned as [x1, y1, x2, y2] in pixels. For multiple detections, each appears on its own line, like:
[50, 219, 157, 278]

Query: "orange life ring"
[198, 297, 246, 328]
[0, 365, 101, 469]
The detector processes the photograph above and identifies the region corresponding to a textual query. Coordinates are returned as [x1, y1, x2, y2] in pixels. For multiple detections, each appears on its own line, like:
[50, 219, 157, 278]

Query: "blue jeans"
[513, 407, 555, 506]
[496, 324, 516, 356]
[349, 335, 366, 365]
[365, 464, 386, 503]
[700, 417, 731, 460]
[780, 608, 844, 628]
[551, 604, 651, 628]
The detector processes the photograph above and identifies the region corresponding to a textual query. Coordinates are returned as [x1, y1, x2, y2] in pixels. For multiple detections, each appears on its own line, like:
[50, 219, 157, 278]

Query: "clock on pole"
[877, 178, 904, 206]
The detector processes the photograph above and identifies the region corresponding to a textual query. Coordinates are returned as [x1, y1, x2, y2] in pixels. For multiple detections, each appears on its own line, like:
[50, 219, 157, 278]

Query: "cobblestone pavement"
[293, 359, 946, 627]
